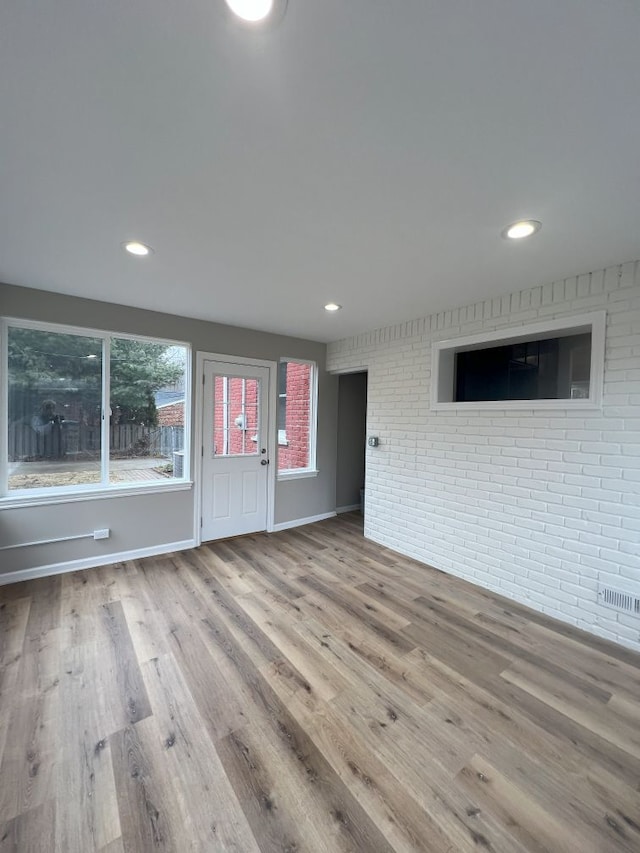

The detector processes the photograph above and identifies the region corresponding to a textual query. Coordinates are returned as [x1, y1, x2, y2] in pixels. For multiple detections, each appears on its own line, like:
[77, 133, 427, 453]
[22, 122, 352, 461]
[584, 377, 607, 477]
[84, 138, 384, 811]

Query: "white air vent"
[598, 584, 640, 616]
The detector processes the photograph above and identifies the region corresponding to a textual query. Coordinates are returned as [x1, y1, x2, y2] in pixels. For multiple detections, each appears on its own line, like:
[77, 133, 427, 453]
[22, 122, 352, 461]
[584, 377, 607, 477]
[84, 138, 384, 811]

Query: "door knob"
[261, 459, 269, 466]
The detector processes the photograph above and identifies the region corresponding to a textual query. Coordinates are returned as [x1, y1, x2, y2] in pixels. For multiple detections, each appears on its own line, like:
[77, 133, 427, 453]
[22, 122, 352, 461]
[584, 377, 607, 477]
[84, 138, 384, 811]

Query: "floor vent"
[598, 584, 640, 616]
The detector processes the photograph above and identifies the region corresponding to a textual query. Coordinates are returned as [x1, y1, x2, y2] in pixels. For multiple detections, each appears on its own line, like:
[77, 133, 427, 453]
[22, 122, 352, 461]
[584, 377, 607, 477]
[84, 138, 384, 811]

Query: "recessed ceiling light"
[225, 0, 274, 21]
[502, 220, 542, 240]
[123, 240, 153, 256]
[324, 303, 342, 312]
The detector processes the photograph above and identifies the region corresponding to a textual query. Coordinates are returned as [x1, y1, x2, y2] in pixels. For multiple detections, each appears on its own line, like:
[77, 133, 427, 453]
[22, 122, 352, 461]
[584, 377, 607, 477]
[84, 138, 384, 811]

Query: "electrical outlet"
[93, 528, 110, 540]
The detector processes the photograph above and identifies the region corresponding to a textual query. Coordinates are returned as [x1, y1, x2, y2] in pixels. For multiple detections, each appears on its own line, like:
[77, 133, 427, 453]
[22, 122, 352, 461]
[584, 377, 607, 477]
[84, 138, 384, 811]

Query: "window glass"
[8, 326, 102, 490]
[213, 376, 260, 457]
[455, 333, 592, 402]
[277, 361, 287, 444]
[277, 360, 315, 472]
[4, 322, 190, 496]
[109, 338, 188, 484]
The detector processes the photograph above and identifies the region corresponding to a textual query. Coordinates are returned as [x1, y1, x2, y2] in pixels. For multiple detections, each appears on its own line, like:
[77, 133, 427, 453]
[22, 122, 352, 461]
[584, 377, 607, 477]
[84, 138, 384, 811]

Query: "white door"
[201, 359, 270, 540]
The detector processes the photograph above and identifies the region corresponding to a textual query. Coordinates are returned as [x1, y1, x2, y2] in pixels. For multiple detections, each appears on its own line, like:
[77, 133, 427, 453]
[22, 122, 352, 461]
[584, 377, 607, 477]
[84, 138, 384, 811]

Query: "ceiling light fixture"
[123, 240, 153, 256]
[225, 0, 274, 21]
[324, 303, 342, 312]
[502, 220, 542, 240]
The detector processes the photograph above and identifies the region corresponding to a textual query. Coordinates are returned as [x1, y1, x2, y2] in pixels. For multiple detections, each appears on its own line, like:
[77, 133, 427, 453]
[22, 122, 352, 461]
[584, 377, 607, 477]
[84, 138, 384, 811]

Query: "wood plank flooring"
[1, 512, 639, 852]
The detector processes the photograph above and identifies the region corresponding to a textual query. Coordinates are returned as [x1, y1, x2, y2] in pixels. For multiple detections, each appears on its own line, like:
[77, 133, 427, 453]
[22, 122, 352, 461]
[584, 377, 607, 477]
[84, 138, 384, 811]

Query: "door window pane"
[213, 376, 260, 456]
[7, 327, 102, 490]
[109, 339, 188, 484]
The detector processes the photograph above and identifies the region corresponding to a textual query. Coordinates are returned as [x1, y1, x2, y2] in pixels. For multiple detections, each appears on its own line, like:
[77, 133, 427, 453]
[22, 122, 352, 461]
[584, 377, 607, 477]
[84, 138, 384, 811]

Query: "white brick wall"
[328, 261, 640, 651]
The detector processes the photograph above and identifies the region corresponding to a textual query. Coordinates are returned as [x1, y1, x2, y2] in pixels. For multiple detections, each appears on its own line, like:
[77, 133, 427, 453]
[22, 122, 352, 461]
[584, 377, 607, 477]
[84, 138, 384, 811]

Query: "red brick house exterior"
[278, 361, 311, 471]
[213, 376, 259, 456]
[211, 362, 312, 470]
[156, 401, 184, 427]
[155, 365, 313, 464]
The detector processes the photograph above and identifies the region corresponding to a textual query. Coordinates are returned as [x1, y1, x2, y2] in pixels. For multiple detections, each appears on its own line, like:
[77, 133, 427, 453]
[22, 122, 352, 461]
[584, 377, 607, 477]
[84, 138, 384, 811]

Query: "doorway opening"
[335, 371, 368, 516]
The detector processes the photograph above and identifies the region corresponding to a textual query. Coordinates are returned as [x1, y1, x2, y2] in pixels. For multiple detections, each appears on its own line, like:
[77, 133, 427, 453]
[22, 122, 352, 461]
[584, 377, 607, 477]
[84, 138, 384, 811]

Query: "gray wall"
[336, 372, 367, 509]
[1, 282, 338, 576]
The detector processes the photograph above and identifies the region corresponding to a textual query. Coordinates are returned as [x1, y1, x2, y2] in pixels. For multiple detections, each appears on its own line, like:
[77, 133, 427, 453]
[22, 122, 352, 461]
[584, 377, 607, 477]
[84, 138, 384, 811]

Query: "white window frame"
[277, 357, 318, 480]
[431, 311, 606, 411]
[0, 316, 192, 507]
[277, 360, 288, 446]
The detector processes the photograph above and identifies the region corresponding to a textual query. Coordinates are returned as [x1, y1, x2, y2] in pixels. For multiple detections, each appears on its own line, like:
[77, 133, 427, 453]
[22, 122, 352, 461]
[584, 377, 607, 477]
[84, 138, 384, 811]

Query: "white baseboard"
[336, 503, 361, 514]
[271, 511, 336, 533]
[0, 539, 196, 586]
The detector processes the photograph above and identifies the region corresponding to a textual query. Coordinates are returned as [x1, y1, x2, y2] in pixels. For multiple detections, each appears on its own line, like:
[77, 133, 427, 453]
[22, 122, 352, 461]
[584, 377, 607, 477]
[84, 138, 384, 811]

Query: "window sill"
[431, 399, 601, 412]
[0, 479, 193, 510]
[277, 469, 319, 481]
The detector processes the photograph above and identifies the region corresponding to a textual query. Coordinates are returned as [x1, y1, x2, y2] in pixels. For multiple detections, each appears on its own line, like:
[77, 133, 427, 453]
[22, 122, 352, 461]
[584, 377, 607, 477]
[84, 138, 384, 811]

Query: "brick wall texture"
[278, 362, 311, 471]
[157, 401, 184, 427]
[209, 366, 311, 467]
[327, 260, 640, 651]
[213, 376, 260, 456]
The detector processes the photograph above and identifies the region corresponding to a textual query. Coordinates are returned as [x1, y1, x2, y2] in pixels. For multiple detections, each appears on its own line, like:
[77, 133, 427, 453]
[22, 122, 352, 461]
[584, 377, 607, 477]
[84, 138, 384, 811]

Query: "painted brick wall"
[278, 362, 311, 470]
[327, 261, 640, 651]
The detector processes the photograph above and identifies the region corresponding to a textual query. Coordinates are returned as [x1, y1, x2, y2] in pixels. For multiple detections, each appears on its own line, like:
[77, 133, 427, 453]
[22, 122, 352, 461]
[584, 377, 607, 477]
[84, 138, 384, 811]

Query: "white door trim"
[194, 351, 277, 546]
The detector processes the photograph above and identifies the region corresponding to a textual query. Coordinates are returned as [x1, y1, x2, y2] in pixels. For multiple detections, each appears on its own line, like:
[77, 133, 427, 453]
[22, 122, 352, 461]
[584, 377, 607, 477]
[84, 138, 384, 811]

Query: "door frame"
[194, 351, 277, 545]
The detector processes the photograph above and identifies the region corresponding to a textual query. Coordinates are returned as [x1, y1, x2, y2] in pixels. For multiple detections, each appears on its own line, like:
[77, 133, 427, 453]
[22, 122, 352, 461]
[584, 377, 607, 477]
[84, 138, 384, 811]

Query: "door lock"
[261, 459, 269, 466]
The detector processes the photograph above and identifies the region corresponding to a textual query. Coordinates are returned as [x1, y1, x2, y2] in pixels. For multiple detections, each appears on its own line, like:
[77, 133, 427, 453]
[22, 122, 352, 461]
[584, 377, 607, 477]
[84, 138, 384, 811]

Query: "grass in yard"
[9, 470, 102, 489]
[9, 466, 172, 490]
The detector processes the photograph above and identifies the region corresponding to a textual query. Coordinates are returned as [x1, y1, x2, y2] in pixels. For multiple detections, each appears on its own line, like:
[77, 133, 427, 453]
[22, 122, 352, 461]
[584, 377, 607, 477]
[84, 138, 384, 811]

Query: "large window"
[3, 320, 190, 498]
[277, 359, 317, 476]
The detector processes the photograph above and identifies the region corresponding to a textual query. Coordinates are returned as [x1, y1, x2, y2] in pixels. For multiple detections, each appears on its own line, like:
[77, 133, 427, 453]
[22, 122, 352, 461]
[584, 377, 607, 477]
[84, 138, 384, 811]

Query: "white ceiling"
[1, 1, 639, 343]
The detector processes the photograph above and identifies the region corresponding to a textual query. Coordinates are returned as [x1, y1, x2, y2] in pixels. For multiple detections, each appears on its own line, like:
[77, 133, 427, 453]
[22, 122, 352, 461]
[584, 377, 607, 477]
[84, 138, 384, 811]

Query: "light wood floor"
[1, 513, 639, 852]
